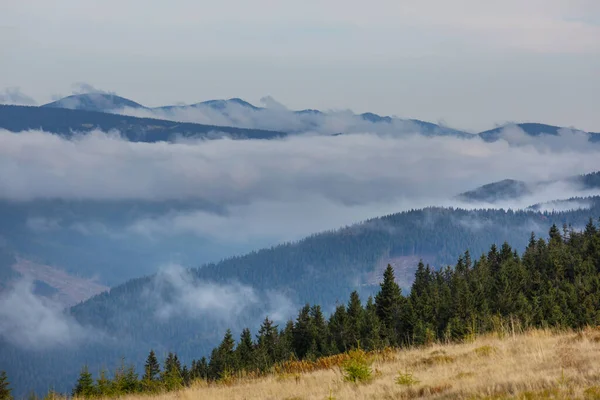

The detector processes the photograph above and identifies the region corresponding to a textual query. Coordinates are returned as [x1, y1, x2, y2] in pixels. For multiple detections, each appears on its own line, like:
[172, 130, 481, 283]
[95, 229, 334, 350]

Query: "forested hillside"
[458, 171, 600, 203]
[0, 105, 286, 142]
[5, 217, 600, 397]
[3, 201, 600, 395]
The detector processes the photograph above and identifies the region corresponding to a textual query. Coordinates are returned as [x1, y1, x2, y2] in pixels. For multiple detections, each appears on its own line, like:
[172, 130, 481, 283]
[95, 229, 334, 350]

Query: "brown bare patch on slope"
[12, 257, 108, 307]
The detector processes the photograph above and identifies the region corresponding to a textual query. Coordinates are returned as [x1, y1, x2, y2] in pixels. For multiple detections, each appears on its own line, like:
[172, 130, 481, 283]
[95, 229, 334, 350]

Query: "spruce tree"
[375, 264, 403, 343]
[361, 296, 382, 350]
[72, 365, 95, 398]
[208, 329, 238, 380]
[0, 371, 13, 400]
[95, 369, 112, 397]
[310, 305, 329, 357]
[236, 328, 255, 371]
[346, 291, 364, 348]
[162, 352, 183, 390]
[292, 304, 314, 359]
[143, 349, 161, 382]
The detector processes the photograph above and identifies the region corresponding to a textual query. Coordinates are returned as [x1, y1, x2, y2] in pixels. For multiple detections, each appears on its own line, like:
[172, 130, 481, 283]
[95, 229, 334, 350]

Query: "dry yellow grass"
[119, 328, 600, 399]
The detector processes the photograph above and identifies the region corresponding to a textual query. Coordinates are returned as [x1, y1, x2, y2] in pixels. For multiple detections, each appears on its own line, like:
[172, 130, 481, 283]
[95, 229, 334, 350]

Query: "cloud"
[0, 87, 37, 105]
[1, 126, 599, 246]
[0, 278, 89, 350]
[71, 82, 113, 95]
[149, 264, 258, 321]
[146, 264, 296, 323]
[260, 96, 288, 110]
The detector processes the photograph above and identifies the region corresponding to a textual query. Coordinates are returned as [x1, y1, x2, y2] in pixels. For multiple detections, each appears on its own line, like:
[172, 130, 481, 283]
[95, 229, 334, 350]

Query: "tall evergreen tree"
[292, 304, 314, 359]
[375, 264, 404, 344]
[162, 352, 183, 390]
[72, 366, 95, 398]
[236, 327, 256, 371]
[208, 329, 238, 380]
[346, 291, 364, 348]
[0, 372, 13, 400]
[142, 349, 161, 382]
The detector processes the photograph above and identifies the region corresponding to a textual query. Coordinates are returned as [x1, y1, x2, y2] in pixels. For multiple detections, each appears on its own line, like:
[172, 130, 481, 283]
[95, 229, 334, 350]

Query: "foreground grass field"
[115, 327, 600, 399]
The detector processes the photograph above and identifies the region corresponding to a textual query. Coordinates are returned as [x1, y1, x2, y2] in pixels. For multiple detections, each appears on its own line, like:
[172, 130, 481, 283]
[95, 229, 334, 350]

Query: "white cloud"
[1, 127, 599, 245]
[0, 278, 89, 349]
[147, 264, 296, 323]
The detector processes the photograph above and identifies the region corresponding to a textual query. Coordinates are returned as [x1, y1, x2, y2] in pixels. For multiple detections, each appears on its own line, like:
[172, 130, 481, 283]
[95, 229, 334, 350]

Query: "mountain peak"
[42, 93, 144, 112]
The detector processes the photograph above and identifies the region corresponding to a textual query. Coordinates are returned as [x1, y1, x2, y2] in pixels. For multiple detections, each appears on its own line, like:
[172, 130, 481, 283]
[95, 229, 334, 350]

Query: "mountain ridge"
[36, 93, 600, 140]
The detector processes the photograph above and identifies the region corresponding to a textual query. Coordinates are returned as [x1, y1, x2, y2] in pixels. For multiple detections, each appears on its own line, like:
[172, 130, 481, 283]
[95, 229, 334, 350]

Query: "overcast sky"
[1, 0, 599, 131]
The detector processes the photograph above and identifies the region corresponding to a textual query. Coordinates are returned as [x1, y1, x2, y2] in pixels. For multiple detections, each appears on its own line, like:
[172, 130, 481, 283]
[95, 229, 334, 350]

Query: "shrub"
[341, 349, 373, 383]
[396, 370, 419, 386]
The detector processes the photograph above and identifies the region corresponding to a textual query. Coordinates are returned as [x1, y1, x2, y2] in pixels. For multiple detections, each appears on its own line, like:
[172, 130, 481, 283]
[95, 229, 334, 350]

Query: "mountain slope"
[4, 200, 600, 394]
[458, 171, 600, 204]
[457, 179, 532, 203]
[478, 122, 600, 142]
[24, 94, 600, 142]
[41, 95, 472, 138]
[0, 105, 286, 142]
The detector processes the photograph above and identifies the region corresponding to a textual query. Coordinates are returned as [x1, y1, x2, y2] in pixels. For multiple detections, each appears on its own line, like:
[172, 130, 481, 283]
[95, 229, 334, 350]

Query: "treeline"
[69, 219, 600, 397]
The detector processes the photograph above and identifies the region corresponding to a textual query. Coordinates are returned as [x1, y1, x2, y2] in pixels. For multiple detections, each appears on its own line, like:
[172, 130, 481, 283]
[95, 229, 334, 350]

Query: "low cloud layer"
[0, 278, 89, 349]
[147, 264, 296, 324]
[1, 125, 598, 246]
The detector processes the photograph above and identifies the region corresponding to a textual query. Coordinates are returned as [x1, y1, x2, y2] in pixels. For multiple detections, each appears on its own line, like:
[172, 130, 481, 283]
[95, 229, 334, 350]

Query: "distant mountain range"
[0, 93, 587, 142]
[0, 105, 286, 142]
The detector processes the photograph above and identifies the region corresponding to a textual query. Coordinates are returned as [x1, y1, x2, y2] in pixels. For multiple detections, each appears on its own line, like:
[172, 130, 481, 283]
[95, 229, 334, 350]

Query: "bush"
[396, 370, 419, 386]
[341, 349, 373, 383]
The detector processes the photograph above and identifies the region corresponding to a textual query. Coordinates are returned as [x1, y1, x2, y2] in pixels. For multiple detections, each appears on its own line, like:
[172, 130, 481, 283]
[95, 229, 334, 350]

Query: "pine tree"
[361, 296, 382, 350]
[162, 352, 183, 390]
[310, 305, 329, 357]
[181, 365, 191, 386]
[375, 264, 404, 343]
[72, 365, 95, 398]
[236, 328, 255, 371]
[346, 291, 364, 349]
[95, 369, 112, 397]
[142, 349, 161, 382]
[191, 357, 209, 380]
[208, 329, 238, 380]
[292, 304, 314, 359]
[0, 371, 13, 400]
[328, 304, 349, 353]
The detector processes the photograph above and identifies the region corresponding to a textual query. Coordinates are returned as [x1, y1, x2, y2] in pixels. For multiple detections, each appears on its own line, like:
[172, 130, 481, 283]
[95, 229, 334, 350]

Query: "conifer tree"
[181, 365, 191, 386]
[161, 352, 183, 390]
[292, 304, 314, 359]
[208, 329, 237, 380]
[346, 291, 364, 348]
[375, 264, 404, 343]
[361, 296, 382, 350]
[0, 371, 13, 400]
[142, 349, 161, 382]
[328, 304, 349, 353]
[236, 328, 255, 371]
[95, 369, 112, 397]
[72, 366, 95, 398]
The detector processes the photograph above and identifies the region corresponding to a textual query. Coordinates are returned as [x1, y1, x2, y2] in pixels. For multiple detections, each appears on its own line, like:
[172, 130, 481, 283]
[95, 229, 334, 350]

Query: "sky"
[1, 0, 600, 132]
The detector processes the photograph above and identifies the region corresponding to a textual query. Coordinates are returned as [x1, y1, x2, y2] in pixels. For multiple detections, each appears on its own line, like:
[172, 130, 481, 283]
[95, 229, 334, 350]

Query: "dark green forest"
[33, 218, 600, 396]
[4, 202, 600, 396]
